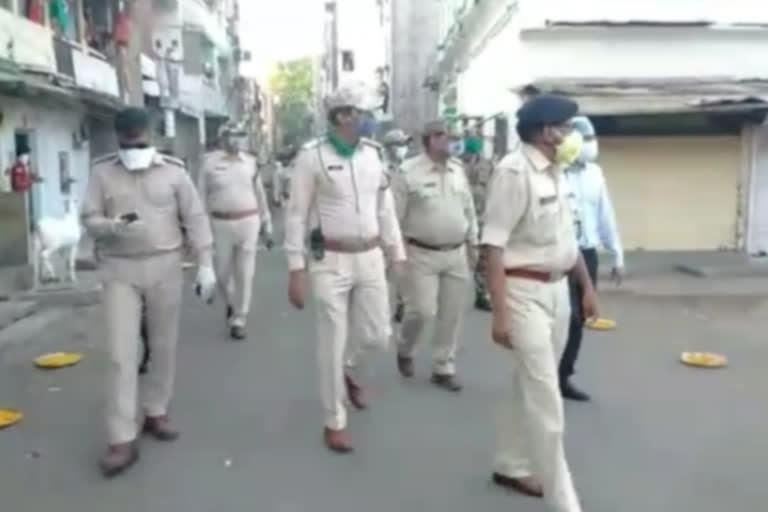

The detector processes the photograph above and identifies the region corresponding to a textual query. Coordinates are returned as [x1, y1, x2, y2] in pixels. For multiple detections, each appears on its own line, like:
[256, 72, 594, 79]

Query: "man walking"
[392, 120, 478, 391]
[81, 107, 216, 477]
[462, 129, 494, 311]
[199, 122, 273, 340]
[382, 128, 412, 322]
[559, 116, 624, 401]
[482, 95, 598, 512]
[284, 85, 405, 453]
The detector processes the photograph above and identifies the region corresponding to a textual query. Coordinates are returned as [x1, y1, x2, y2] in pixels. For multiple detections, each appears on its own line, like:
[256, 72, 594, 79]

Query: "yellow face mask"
[554, 131, 584, 166]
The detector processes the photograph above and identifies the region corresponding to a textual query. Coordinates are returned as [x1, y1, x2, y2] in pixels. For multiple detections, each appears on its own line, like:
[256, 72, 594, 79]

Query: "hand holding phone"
[120, 212, 139, 223]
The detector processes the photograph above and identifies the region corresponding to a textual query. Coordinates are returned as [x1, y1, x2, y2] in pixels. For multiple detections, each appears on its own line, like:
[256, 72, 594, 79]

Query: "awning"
[516, 78, 768, 115]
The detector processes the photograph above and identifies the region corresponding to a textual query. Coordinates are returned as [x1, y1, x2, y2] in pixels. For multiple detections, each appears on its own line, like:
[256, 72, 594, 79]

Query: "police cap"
[422, 119, 449, 136]
[516, 94, 578, 126]
[114, 107, 150, 135]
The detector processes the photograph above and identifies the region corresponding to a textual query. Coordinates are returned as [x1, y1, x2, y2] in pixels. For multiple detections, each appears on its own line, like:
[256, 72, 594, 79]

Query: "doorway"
[0, 130, 36, 267]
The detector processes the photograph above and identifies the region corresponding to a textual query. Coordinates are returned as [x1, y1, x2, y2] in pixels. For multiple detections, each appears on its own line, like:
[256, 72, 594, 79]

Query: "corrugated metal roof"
[517, 77, 768, 115]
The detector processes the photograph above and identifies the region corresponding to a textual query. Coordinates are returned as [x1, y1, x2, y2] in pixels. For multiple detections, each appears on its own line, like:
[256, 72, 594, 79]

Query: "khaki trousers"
[309, 248, 391, 430]
[397, 244, 470, 375]
[212, 216, 261, 327]
[103, 252, 183, 445]
[494, 277, 582, 512]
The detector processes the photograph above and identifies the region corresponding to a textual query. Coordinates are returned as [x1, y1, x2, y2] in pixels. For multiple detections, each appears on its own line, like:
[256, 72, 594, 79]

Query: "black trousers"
[559, 248, 598, 381]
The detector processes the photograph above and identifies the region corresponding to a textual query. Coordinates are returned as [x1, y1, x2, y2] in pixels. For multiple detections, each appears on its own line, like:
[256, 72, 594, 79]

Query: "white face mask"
[579, 140, 599, 163]
[18, 154, 30, 166]
[118, 147, 156, 171]
[226, 136, 248, 151]
[395, 146, 408, 160]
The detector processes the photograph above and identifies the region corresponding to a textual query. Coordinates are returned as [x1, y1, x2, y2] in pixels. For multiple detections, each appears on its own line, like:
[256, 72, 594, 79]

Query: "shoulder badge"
[90, 152, 118, 167]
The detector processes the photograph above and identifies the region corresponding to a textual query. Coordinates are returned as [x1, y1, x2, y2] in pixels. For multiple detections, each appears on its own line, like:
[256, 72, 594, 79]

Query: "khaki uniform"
[465, 157, 494, 299]
[285, 138, 405, 431]
[199, 150, 272, 328]
[392, 154, 477, 375]
[482, 144, 582, 512]
[81, 152, 213, 445]
[384, 158, 403, 317]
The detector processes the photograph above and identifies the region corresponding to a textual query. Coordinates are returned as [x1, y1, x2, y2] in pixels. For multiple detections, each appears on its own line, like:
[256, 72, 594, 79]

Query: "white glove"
[195, 265, 217, 303]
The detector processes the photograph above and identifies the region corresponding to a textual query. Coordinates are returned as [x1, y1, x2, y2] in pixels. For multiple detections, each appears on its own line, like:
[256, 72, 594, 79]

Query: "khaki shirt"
[199, 150, 272, 228]
[284, 137, 406, 271]
[392, 154, 478, 247]
[481, 144, 578, 273]
[81, 152, 213, 284]
[464, 157, 494, 216]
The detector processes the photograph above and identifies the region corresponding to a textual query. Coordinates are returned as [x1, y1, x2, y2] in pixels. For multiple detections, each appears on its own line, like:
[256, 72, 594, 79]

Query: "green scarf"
[464, 136, 483, 155]
[327, 130, 359, 158]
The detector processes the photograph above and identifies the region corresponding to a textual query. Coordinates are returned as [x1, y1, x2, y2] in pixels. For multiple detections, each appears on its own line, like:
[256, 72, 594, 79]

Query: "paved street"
[1, 248, 768, 512]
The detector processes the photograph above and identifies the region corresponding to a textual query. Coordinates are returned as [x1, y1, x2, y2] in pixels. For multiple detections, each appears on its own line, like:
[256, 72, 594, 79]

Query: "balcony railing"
[52, 35, 119, 97]
[52, 37, 75, 79]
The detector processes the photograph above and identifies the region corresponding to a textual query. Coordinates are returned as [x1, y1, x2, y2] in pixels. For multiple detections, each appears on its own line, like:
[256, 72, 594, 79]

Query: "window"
[341, 50, 355, 72]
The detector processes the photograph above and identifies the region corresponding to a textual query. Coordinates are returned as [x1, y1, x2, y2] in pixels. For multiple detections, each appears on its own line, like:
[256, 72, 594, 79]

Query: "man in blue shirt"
[561, 116, 624, 401]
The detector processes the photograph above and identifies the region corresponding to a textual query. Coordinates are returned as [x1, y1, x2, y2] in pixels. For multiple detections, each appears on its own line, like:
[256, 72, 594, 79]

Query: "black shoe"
[474, 295, 492, 312]
[561, 380, 591, 401]
[230, 326, 246, 340]
[397, 355, 414, 378]
[431, 373, 462, 392]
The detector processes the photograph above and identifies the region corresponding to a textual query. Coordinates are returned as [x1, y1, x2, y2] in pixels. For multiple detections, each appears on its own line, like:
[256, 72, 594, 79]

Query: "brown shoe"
[324, 427, 354, 453]
[431, 373, 463, 392]
[491, 473, 544, 498]
[142, 415, 180, 441]
[99, 442, 139, 478]
[344, 374, 368, 410]
[230, 325, 247, 340]
[397, 355, 414, 377]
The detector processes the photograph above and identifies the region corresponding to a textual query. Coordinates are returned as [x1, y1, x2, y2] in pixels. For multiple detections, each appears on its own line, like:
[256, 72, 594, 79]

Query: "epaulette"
[497, 151, 524, 175]
[160, 154, 186, 167]
[301, 138, 322, 151]
[90, 152, 118, 166]
[361, 138, 384, 160]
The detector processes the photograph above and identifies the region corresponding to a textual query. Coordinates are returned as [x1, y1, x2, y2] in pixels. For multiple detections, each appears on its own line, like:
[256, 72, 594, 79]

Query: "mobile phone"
[120, 212, 139, 223]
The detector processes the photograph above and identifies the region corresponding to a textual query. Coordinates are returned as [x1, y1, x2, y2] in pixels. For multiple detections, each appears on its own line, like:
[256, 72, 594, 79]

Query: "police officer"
[559, 116, 624, 401]
[81, 107, 216, 477]
[382, 128, 412, 322]
[461, 129, 494, 311]
[391, 120, 478, 391]
[382, 128, 411, 168]
[199, 122, 273, 340]
[481, 95, 598, 512]
[284, 84, 406, 453]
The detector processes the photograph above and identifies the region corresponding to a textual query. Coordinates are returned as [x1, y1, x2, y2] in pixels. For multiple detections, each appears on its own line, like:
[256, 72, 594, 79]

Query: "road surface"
[1, 248, 767, 511]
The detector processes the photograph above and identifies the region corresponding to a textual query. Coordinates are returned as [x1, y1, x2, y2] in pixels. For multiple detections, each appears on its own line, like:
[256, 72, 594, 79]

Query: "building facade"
[320, 0, 392, 134]
[0, 0, 262, 288]
[391, 0, 441, 138]
[431, 0, 768, 253]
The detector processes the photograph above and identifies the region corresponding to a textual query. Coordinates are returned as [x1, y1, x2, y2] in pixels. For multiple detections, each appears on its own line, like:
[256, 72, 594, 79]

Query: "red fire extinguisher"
[10, 161, 32, 192]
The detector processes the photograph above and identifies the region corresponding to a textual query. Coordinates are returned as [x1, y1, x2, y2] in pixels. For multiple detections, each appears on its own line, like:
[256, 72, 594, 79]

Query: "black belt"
[407, 238, 464, 252]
